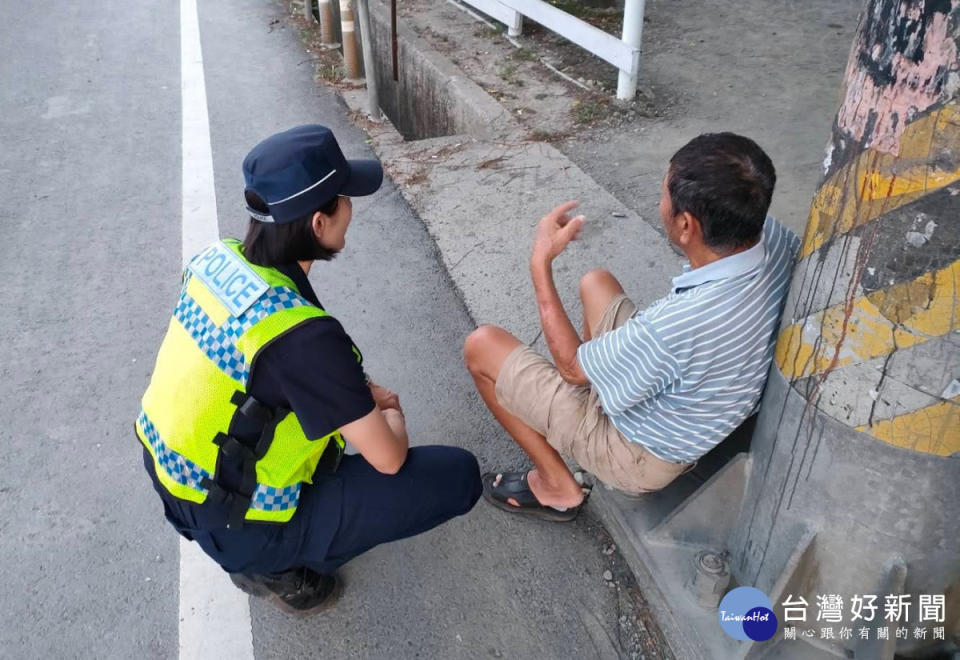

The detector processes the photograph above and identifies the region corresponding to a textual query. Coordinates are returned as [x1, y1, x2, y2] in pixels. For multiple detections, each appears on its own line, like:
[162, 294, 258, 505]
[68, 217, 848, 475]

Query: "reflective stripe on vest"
[137, 409, 301, 513]
[137, 239, 347, 524]
[173, 271, 311, 386]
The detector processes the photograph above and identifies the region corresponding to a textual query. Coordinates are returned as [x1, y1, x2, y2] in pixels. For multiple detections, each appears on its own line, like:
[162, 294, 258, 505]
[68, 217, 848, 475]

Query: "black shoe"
[229, 567, 342, 616]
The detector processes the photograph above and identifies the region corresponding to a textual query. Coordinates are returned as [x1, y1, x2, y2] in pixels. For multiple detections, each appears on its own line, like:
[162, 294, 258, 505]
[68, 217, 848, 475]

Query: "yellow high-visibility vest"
[136, 239, 346, 525]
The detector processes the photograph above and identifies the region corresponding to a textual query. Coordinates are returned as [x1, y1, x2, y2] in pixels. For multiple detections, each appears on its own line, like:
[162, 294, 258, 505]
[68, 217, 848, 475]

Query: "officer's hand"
[370, 383, 402, 413]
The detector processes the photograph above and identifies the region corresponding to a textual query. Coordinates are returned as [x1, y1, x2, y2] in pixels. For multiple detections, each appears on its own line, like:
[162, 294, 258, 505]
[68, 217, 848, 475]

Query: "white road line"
[181, 0, 220, 267]
[179, 1, 255, 659]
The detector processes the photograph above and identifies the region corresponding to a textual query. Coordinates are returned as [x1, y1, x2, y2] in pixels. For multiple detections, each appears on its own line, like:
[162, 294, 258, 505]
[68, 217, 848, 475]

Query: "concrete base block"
[852, 561, 907, 660]
[649, 452, 750, 548]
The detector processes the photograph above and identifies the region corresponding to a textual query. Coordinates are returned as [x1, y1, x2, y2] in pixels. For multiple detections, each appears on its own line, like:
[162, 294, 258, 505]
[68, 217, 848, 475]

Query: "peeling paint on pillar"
[776, 0, 960, 455]
[833, 0, 959, 157]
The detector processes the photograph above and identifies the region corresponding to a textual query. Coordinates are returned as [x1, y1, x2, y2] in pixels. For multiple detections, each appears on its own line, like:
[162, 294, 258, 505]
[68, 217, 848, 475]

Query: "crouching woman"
[135, 125, 481, 615]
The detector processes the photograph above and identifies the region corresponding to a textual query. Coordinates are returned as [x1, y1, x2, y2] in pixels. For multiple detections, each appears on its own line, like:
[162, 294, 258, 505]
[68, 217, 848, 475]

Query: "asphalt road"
[0, 0, 643, 658]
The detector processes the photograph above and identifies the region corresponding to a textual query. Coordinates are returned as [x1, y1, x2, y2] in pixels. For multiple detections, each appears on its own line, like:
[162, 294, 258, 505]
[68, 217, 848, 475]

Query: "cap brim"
[341, 159, 384, 197]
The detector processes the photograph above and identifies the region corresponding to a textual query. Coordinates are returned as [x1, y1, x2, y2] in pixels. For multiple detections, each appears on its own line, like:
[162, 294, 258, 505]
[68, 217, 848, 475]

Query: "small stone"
[905, 231, 927, 247]
[603, 570, 613, 581]
[611, 211, 626, 218]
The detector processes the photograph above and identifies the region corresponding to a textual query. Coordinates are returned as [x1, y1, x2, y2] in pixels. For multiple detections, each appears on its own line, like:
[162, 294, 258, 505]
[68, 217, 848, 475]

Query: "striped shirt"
[576, 217, 799, 463]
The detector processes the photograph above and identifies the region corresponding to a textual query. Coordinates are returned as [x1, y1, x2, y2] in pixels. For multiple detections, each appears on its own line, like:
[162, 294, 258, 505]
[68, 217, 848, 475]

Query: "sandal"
[481, 471, 585, 522]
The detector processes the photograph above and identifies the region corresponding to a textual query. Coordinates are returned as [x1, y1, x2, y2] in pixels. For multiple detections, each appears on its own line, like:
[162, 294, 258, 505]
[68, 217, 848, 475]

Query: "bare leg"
[580, 269, 625, 341]
[463, 325, 583, 508]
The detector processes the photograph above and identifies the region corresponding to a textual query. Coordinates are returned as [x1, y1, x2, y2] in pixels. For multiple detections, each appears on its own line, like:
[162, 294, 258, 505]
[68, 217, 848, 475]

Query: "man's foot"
[526, 468, 586, 509]
[481, 471, 587, 522]
[230, 567, 342, 616]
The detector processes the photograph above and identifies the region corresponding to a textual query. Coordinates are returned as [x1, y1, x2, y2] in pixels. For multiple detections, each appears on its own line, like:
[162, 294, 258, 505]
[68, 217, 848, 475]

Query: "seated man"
[464, 133, 800, 521]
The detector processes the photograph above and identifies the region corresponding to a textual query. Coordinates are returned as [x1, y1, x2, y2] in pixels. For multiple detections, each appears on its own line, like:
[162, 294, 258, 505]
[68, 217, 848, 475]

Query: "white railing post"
[616, 0, 643, 100]
[457, 0, 523, 37]
[507, 13, 523, 37]
[457, 0, 644, 96]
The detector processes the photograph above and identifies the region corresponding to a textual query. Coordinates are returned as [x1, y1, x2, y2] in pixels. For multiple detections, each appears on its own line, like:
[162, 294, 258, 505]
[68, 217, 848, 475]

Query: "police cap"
[242, 125, 383, 224]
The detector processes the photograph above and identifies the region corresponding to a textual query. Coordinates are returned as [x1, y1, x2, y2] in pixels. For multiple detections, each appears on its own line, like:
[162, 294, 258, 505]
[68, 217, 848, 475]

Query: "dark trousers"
[163, 446, 482, 576]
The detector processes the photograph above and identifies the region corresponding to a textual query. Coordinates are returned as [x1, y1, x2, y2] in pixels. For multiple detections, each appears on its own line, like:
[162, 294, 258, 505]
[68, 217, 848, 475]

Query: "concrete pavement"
[0, 0, 181, 656]
[0, 0, 662, 658]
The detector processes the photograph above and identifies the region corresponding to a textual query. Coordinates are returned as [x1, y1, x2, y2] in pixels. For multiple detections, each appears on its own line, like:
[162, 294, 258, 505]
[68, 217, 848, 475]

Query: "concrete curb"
[591, 487, 705, 660]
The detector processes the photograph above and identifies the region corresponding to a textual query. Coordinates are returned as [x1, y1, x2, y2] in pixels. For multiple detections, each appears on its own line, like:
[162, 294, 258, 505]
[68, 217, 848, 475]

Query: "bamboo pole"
[318, 0, 338, 46]
[340, 0, 362, 80]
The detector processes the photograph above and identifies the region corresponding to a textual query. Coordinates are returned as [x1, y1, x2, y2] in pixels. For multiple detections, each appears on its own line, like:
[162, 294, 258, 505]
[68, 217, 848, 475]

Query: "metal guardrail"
[461, 0, 644, 100]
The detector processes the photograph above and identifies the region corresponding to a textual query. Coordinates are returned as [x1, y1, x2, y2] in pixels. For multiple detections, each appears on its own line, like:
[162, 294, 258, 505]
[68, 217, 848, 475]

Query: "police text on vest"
[189, 242, 270, 316]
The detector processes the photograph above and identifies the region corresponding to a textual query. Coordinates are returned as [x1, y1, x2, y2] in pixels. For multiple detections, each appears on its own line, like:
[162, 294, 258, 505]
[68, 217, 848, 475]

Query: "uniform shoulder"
[276, 314, 350, 345]
[258, 315, 355, 366]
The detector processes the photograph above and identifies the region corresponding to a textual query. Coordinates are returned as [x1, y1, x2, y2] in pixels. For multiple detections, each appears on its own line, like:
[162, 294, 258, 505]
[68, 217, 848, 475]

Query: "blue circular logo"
[718, 587, 778, 642]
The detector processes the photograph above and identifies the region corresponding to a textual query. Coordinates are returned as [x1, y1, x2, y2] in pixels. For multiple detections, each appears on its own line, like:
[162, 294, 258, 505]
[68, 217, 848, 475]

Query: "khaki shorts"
[494, 294, 692, 495]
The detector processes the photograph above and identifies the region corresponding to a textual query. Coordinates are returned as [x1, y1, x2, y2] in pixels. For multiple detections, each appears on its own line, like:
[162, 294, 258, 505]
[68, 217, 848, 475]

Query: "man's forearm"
[530, 261, 588, 384]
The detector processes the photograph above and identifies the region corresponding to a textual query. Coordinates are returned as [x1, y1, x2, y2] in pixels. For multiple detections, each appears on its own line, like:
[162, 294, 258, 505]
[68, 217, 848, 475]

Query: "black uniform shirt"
[141, 261, 376, 533]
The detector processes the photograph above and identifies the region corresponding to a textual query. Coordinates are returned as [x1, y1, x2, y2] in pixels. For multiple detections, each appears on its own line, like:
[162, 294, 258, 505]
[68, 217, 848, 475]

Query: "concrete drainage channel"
[361, 1, 512, 141]
[333, 1, 767, 658]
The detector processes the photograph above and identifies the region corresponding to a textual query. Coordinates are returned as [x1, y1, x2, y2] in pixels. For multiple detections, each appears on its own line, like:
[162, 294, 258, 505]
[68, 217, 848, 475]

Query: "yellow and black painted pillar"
[731, 1, 959, 656]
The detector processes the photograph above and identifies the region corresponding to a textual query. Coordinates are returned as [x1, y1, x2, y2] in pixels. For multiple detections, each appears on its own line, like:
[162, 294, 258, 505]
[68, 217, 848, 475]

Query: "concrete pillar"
[728, 1, 960, 657]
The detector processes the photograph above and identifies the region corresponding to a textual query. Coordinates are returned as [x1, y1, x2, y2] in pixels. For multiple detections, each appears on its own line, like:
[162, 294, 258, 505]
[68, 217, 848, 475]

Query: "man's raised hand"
[531, 200, 586, 267]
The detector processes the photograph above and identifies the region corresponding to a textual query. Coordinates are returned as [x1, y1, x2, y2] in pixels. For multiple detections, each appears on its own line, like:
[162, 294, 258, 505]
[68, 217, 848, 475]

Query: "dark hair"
[242, 190, 340, 267]
[667, 133, 776, 251]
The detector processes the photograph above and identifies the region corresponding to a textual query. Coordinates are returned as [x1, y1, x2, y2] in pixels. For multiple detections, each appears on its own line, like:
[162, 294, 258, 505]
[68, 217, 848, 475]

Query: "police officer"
[136, 125, 482, 615]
